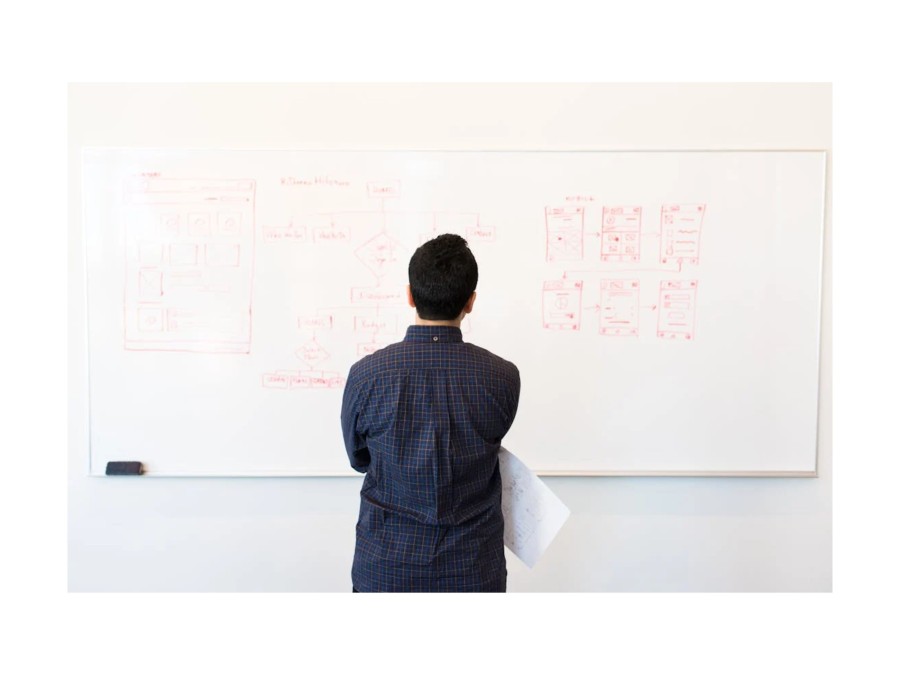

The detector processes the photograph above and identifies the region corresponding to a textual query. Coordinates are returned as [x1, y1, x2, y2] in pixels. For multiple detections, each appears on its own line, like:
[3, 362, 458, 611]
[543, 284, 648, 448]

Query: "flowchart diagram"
[118, 164, 495, 393]
[258, 179, 493, 390]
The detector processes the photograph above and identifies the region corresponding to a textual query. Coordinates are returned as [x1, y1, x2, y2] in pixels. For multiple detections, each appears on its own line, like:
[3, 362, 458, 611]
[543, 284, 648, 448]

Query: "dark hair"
[408, 234, 478, 320]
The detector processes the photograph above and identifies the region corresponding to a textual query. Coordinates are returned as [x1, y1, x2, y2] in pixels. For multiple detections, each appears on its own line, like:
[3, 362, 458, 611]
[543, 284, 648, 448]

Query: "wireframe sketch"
[657, 280, 699, 340]
[542, 280, 583, 330]
[545, 206, 585, 262]
[660, 204, 705, 265]
[600, 206, 642, 262]
[599, 279, 640, 336]
[123, 178, 256, 353]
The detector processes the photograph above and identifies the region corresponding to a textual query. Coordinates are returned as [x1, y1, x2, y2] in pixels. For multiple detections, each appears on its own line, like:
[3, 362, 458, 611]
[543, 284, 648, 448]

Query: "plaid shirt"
[341, 325, 520, 592]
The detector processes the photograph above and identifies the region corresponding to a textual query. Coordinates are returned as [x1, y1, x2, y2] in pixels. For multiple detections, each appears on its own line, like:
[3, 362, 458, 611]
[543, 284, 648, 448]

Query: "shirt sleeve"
[340, 365, 371, 473]
[503, 364, 522, 437]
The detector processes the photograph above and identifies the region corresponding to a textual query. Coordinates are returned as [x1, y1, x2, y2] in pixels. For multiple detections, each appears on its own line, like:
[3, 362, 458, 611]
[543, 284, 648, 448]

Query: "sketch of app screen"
[542, 280, 583, 330]
[657, 280, 698, 340]
[599, 279, 639, 336]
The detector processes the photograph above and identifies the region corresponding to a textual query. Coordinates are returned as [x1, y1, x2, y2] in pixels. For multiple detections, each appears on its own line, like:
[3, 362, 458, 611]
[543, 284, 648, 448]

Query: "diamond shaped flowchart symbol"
[295, 339, 330, 368]
[355, 233, 404, 278]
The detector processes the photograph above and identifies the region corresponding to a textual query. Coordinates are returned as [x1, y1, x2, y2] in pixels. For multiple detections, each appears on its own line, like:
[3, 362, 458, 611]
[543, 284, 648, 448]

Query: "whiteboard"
[82, 149, 825, 476]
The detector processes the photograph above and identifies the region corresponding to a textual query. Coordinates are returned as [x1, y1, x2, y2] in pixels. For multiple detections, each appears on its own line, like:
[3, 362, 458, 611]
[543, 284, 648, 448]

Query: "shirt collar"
[403, 325, 463, 343]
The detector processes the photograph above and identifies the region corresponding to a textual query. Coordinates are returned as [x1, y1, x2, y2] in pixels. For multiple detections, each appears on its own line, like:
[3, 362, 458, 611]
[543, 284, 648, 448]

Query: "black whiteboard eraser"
[105, 461, 144, 476]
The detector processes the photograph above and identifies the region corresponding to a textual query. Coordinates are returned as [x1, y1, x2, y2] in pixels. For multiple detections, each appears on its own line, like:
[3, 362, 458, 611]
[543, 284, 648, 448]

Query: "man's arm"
[503, 365, 522, 437]
[340, 366, 370, 473]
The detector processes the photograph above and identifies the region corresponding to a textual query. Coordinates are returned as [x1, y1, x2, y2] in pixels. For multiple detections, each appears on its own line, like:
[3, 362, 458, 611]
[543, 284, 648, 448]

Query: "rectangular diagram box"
[215, 212, 242, 237]
[263, 224, 307, 242]
[187, 213, 212, 238]
[297, 315, 334, 331]
[657, 280, 699, 340]
[466, 225, 496, 242]
[312, 223, 351, 243]
[138, 269, 163, 301]
[262, 370, 345, 389]
[542, 280, 583, 330]
[661, 204, 705, 264]
[366, 180, 401, 198]
[168, 243, 198, 266]
[599, 279, 640, 336]
[124, 178, 256, 353]
[545, 207, 584, 262]
[353, 315, 398, 334]
[350, 287, 405, 305]
[204, 243, 241, 267]
[261, 372, 290, 389]
[601, 206, 642, 262]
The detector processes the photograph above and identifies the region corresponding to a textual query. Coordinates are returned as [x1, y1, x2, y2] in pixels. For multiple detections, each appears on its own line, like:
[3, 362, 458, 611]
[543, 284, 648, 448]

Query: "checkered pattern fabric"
[341, 325, 520, 592]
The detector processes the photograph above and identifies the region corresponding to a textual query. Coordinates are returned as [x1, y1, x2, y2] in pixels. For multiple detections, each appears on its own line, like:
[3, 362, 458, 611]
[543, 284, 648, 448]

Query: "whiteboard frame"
[80, 148, 827, 479]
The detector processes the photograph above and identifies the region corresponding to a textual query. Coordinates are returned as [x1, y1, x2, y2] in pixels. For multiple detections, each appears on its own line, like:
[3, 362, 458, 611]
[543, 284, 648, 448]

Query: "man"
[341, 233, 521, 592]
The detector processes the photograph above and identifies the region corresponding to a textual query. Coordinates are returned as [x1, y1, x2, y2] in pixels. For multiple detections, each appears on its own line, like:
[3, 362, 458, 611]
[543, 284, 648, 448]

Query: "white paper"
[499, 447, 571, 568]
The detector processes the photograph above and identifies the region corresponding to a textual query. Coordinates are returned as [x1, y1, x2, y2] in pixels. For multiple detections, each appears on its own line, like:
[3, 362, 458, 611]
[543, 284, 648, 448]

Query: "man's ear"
[464, 291, 476, 314]
[406, 285, 416, 309]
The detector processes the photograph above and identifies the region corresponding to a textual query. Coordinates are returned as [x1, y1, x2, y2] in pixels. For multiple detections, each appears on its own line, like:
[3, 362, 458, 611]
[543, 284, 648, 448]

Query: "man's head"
[407, 233, 478, 321]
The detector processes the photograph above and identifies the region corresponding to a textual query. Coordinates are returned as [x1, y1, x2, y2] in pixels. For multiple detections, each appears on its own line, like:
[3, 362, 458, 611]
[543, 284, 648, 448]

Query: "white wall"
[68, 83, 831, 591]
